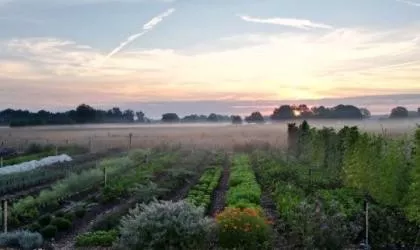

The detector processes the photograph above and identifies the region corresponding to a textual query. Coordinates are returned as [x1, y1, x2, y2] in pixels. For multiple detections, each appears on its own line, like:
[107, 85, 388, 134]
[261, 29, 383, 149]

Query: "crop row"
[2, 155, 135, 228]
[186, 167, 222, 210]
[0, 150, 124, 196]
[74, 149, 211, 248]
[226, 154, 261, 208]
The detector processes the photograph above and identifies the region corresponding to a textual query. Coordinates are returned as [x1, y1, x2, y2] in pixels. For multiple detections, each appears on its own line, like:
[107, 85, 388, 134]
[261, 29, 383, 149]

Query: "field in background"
[1, 118, 419, 152]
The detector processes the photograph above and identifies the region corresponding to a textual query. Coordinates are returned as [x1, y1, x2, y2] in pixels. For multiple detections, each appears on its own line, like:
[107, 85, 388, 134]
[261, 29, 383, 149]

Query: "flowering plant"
[215, 207, 272, 249]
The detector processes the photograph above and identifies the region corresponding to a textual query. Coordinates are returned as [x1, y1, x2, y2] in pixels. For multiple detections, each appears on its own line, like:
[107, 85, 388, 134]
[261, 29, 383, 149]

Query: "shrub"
[216, 208, 272, 249]
[54, 210, 65, 217]
[28, 222, 41, 232]
[40, 225, 57, 239]
[63, 212, 75, 221]
[51, 217, 72, 231]
[38, 214, 52, 226]
[0, 231, 43, 250]
[75, 230, 118, 247]
[25, 143, 44, 154]
[75, 207, 86, 218]
[116, 200, 215, 250]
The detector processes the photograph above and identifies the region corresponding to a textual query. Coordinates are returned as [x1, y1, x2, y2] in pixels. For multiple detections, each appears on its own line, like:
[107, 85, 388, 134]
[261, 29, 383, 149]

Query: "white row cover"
[0, 154, 72, 175]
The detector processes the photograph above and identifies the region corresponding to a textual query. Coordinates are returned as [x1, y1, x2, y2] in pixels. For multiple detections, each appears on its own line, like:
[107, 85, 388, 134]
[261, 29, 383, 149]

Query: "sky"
[1, 0, 420, 116]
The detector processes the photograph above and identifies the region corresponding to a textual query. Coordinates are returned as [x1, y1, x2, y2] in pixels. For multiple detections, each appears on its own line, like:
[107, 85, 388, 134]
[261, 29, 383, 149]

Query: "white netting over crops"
[0, 154, 72, 175]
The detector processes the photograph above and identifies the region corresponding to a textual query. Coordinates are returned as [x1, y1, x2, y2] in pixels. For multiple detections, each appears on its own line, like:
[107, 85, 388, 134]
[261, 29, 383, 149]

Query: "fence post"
[2, 199, 7, 233]
[0, 157, 3, 168]
[55, 145, 58, 156]
[128, 133, 133, 150]
[103, 167, 107, 187]
[365, 200, 369, 250]
[89, 137, 93, 153]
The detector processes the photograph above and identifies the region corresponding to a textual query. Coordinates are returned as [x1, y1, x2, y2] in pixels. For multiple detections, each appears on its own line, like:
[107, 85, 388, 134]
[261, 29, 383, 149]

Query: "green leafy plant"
[75, 230, 118, 247]
[51, 217, 72, 231]
[116, 200, 215, 250]
[40, 225, 57, 239]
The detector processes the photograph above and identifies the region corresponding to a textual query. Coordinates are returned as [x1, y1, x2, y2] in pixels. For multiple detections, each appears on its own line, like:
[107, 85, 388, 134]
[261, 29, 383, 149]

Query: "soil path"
[208, 155, 230, 216]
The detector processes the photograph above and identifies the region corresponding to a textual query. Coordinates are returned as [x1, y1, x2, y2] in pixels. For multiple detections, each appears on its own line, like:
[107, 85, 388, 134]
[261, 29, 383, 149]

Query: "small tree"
[161, 113, 180, 123]
[390, 106, 408, 119]
[245, 112, 265, 123]
[231, 115, 243, 124]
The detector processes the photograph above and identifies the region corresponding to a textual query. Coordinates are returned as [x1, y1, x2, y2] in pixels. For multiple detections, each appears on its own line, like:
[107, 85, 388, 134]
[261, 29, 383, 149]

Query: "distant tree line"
[1, 103, 418, 127]
[0, 104, 147, 127]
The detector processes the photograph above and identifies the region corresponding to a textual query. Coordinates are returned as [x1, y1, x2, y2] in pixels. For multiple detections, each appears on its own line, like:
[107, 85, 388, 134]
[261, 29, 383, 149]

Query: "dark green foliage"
[63, 212, 75, 222]
[75, 230, 118, 247]
[28, 222, 41, 232]
[40, 225, 57, 239]
[51, 217, 72, 231]
[75, 207, 86, 218]
[54, 210, 65, 217]
[38, 214, 52, 226]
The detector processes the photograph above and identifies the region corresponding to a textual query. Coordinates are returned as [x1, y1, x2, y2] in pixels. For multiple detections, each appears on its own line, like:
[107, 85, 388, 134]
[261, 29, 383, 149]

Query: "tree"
[231, 115, 242, 124]
[207, 113, 219, 122]
[75, 104, 96, 123]
[136, 111, 145, 123]
[123, 109, 135, 122]
[360, 108, 371, 118]
[390, 106, 409, 119]
[330, 105, 363, 119]
[161, 113, 180, 123]
[245, 112, 265, 123]
[271, 105, 294, 120]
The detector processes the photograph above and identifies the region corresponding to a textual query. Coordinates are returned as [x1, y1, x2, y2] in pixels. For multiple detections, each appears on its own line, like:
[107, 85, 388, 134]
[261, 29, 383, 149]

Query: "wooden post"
[89, 137, 93, 153]
[2, 199, 7, 233]
[128, 133, 133, 150]
[55, 145, 58, 156]
[0, 157, 3, 168]
[103, 167, 107, 187]
[365, 200, 369, 250]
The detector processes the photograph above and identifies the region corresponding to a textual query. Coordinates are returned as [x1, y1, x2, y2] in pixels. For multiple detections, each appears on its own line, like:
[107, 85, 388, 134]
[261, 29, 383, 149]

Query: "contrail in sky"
[100, 8, 175, 66]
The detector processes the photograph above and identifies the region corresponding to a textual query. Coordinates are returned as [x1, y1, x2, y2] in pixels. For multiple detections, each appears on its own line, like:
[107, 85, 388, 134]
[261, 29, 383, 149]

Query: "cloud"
[396, 0, 420, 6]
[100, 8, 175, 66]
[1, 24, 420, 107]
[238, 14, 333, 30]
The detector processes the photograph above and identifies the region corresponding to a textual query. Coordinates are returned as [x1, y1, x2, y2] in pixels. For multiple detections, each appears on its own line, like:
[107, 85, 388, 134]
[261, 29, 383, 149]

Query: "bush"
[40, 225, 57, 239]
[25, 143, 44, 154]
[116, 200, 215, 250]
[216, 208, 272, 249]
[75, 207, 86, 218]
[0, 231, 43, 250]
[54, 210, 65, 217]
[51, 217, 72, 231]
[28, 222, 41, 232]
[38, 214, 52, 226]
[75, 230, 118, 247]
[64, 212, 75, 221]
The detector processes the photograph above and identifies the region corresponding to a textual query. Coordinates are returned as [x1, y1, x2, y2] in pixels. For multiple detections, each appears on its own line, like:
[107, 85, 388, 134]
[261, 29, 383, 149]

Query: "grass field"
[1, 118, 419, 153]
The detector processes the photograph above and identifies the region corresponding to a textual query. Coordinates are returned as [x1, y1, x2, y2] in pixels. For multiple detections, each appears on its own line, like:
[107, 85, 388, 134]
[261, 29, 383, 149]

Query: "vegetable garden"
[0, 122, 419, 249]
